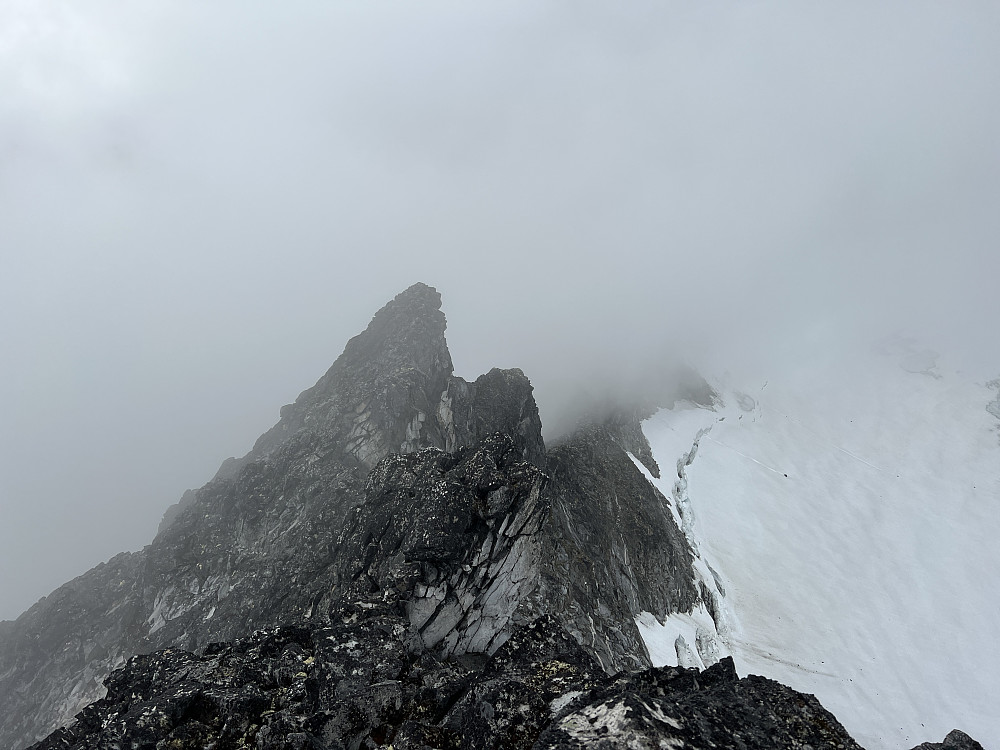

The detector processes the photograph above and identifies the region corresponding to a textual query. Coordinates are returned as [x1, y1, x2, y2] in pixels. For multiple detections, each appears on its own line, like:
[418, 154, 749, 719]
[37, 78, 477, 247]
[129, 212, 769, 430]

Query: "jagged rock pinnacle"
[248, 281, 453, 467]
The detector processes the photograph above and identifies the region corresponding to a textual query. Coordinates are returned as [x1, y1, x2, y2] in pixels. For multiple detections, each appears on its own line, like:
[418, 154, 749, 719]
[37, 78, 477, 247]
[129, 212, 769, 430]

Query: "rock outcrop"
[524, 423, 702, 674]
[910, 731, 986, 750]
[333, 432, 547, 659]
[0, 284, 710, 749]
[31, 605, 864, 750]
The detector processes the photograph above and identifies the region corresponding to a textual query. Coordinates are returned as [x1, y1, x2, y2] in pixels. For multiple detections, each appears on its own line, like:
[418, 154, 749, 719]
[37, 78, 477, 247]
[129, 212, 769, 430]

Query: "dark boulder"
[911, 730, 986, 750]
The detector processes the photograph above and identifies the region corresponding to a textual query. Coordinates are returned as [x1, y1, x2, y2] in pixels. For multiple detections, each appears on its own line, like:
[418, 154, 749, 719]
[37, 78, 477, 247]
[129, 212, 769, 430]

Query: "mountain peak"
[337, 281, 451, 386]
[395, 280, 441, 303]
[245, 282, 454, 467]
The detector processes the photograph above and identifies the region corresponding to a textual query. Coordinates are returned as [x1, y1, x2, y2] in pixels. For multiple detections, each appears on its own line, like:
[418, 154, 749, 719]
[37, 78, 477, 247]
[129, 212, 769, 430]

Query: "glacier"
[638, 342, 1000, 750]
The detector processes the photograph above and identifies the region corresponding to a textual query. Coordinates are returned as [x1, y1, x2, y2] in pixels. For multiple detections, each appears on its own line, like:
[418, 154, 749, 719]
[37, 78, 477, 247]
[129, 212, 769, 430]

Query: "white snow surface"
[639, 348, 1000, 750]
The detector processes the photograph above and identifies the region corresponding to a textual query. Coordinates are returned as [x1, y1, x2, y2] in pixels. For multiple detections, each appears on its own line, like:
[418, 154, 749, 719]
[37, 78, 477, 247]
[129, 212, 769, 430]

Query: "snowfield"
[639, 345, 1000, 750]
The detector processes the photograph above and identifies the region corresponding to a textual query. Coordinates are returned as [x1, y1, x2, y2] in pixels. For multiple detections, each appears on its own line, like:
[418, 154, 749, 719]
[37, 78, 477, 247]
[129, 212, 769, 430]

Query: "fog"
[2, 1, 998, 620]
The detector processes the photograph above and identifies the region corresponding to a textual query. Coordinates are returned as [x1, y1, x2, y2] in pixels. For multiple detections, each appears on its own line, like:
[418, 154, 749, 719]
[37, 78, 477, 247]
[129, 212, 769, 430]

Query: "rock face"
[0, 283, 984, 750]
[911, 731, 986, 750]
[0, 284, 713, 750]
[31, 606, 865, 750]
[334, 432, 548, 659]
[525, 423, 701, 674]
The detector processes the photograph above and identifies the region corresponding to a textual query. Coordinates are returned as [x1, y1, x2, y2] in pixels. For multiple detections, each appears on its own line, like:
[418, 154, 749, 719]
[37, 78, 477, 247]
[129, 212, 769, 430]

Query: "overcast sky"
[2, 0, 999, 620]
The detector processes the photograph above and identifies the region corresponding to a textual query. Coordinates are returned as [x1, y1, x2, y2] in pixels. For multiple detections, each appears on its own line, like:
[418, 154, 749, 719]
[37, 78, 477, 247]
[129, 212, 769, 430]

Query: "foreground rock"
[911, 731, 986, 750]
[32, 607, 863, 750]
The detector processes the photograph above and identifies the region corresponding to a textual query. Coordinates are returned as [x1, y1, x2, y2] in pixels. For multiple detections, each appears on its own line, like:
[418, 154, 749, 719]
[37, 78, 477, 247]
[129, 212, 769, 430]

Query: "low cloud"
[1, 0, 998, 618]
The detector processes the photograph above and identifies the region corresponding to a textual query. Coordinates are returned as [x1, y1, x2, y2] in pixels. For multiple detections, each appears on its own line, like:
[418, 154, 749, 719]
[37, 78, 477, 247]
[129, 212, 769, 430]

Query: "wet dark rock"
[524, 423, 700, 673]
[911, 730, 986, 750]
[331, 431, 548, 658]
[28, 612, 866, 750]
[445, 367, 546, 468]
[537, 657, 866, 750]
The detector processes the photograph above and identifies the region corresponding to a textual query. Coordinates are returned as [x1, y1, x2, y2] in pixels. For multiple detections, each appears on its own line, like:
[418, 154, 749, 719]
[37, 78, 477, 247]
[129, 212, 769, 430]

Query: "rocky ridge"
[0, 284, 722, 749]
[0, 284, 984, 750]
[30, 607, 867, 750]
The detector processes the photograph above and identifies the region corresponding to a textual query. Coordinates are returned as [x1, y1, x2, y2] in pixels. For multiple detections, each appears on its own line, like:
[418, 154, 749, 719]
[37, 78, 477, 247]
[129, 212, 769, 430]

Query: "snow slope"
[639, 346, 1000, 750]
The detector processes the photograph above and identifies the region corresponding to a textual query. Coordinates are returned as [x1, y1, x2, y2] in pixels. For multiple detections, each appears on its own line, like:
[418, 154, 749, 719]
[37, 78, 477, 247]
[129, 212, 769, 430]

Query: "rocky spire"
[243, 282, 455, 468]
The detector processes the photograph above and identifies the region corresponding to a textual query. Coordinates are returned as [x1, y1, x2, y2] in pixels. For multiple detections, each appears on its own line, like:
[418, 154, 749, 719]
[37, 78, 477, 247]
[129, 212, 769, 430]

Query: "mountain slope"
[0, 284, 545, 748]
[0, 284, 716, 750]
[2, 286, 987, 750]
